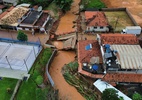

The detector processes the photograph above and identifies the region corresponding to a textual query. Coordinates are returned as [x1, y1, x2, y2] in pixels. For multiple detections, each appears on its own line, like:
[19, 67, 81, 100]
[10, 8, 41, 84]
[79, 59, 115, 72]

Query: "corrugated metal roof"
[111, 45, 142, 69]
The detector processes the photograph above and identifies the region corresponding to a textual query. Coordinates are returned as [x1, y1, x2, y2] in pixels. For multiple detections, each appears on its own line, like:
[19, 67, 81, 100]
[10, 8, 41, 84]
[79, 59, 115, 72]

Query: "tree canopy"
[132, 93, 142, 100]
[54, 0, 73, 12]
[19, 0, 53, 8]
[102, 88, 123, 100]
[17, 30, 28, 41]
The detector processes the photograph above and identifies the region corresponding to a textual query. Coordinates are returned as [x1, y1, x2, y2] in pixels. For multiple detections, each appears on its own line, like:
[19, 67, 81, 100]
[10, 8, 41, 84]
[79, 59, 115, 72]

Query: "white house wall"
[42, 15, 50, 27]
[87, 26, 109, 32]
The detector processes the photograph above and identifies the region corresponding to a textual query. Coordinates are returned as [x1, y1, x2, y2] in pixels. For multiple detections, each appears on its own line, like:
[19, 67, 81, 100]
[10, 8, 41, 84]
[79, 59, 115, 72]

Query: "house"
[100, 34, 141, 72]
[17, 9, 51, 34]
[77, 33, 142, 85]
[77, 39, 104, 78]
[0, 6, 29, 29]
[93, 79, 132, 100]
[85, 11, 109, 33]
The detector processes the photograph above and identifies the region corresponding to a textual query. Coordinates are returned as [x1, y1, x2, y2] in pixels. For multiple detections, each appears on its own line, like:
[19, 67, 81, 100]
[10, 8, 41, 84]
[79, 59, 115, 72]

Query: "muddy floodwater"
[49, 51, 85, 100]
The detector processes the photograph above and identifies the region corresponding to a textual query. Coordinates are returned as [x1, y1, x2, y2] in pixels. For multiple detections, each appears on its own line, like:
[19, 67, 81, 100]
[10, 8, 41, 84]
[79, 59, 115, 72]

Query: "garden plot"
[104, 11, 134, 32]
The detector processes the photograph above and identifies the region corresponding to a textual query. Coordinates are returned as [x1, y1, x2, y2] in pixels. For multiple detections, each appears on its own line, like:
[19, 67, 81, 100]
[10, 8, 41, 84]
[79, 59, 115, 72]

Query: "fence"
[0, 37, 41, 46]
[45, 49, 57, 87]
[101, 8, 138, 26]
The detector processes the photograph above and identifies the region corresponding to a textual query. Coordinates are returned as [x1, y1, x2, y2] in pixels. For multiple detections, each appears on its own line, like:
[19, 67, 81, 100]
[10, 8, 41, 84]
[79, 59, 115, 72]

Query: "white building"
[93, 79, 132, 100]
[85, 11, 109, 32]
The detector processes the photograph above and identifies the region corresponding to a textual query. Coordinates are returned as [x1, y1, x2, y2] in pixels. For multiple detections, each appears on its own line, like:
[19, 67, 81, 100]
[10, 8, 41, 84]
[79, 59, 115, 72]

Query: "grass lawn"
[16, 48, 55, 100]
[44, 1, 59, 19]
[81, 0, 106, 9]
[0, 78, 17, 100]
[104, 11, 134, 32]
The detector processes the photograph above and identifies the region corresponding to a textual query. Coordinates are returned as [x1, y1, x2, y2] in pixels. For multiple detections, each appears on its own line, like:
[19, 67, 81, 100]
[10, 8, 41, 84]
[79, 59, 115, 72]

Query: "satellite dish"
[37, 6, 42, 12]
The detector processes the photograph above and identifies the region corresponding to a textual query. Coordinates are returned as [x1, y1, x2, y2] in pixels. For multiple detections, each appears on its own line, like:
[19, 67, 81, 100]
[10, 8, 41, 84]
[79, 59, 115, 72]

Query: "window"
[100, 26, 103, 29]
[94, 27, 97, 29]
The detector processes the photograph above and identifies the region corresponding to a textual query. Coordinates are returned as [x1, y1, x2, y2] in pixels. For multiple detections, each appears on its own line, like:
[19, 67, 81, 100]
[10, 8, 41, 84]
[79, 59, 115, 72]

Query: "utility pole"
[114, 16, 119, 32]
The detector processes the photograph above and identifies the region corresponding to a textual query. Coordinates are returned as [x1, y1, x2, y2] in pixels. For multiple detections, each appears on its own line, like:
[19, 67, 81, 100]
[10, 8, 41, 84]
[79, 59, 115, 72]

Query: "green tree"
[102, 88, 121, 100]
[54, 0, 73, 12]
[19, 0, 53, 8]
[132, 93, 142, 100]
[17, 30, 28, 41]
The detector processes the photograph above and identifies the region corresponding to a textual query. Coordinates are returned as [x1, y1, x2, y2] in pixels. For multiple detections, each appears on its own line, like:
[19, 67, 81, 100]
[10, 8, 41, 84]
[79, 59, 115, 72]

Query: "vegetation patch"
[81, 0, 106, 9]
[62, 62, 96, 100]
[16, 48, 58, 100]
[104, 11, 134, 32]
[0, 78, 17, 100]
[44, 1, 59, 19]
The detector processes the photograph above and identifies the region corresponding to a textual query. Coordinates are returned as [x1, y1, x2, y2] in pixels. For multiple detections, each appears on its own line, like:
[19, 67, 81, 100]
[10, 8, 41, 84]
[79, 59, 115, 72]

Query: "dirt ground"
[102, 0, 142, 26]
[0, 30, 49, 45]
[49, 51, 85, 100]
[55, 0, 80, 35]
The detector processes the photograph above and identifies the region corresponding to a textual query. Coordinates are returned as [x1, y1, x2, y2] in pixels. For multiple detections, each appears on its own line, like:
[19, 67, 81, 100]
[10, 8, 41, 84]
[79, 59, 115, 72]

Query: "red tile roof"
[103, 73, 142, 83]
[100, 34, 139, 45]
[35, 12, 49, 27]
[85, 11, 108, 27]
[7, 6, 14, 12]
[78, 40, 103, 63]
[0, 6, 14, 19]
[77, 40, 104, 78]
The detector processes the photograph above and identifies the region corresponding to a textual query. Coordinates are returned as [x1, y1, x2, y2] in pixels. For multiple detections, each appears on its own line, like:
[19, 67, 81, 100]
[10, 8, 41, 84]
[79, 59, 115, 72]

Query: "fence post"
[33, 46, 36, 58]
[5, 56, 12, 70]
[24, 59, 28, 72]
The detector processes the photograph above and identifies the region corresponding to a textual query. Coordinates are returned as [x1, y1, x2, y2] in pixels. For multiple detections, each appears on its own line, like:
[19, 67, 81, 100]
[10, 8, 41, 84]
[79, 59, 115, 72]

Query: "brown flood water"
[49, 51, 85, 100]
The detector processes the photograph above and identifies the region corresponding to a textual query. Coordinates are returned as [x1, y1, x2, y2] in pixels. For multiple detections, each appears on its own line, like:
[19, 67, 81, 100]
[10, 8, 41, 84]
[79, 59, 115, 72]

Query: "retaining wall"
[45, 49, 57, 87]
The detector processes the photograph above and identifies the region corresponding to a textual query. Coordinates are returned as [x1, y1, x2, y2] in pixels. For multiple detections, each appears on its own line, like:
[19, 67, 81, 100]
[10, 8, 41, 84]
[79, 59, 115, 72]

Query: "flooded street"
[49, 0, 85, 99]
[49, 51, 85, 100]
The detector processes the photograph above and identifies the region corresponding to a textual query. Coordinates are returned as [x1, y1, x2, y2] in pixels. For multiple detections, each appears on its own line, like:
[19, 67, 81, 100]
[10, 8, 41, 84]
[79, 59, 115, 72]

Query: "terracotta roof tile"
[78, 40, 103, 63]
[77, 40, 104, 78]
[0, 11, 8, 19]
[85, 11, 108, 27]
[103, 73, 142, 83]
[100, 34, 139, 44]
[7, 6, 14, 12]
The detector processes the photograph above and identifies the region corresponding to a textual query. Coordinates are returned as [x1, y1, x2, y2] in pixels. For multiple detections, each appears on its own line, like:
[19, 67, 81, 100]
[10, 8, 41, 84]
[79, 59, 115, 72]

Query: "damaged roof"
[78, 40, 103, 63]
[85, 11, 108, 27]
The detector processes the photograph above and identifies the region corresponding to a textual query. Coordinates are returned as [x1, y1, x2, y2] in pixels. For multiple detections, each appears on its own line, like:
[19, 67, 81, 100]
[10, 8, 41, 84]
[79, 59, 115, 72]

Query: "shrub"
[35, 75, 43, 85]
[17, 30, 28, 41]
[132, 93, 142, 100]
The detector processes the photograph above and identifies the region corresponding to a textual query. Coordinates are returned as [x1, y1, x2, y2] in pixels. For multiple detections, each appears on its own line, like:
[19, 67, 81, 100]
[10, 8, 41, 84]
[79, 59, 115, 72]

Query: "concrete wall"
[101, 8, 138, 26]
[45, 49, 57, 87]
